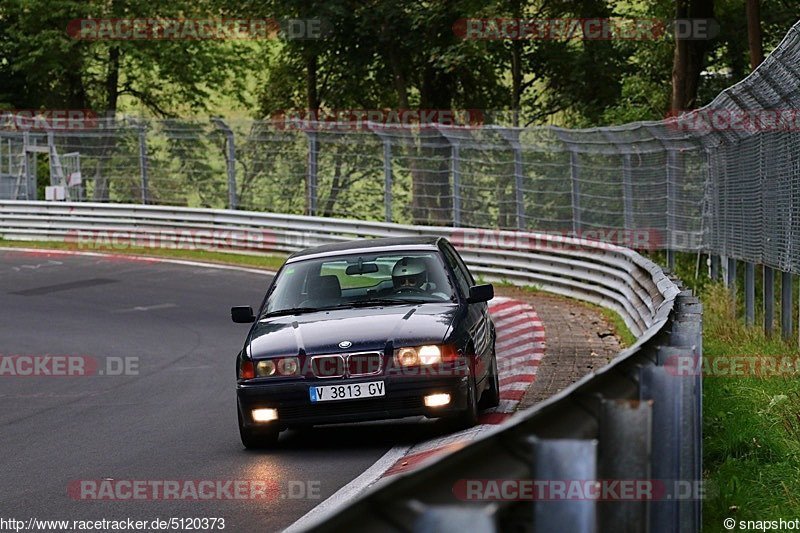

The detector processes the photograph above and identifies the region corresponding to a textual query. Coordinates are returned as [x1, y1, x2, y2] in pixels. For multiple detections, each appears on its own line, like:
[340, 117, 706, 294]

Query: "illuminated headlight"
[418, 345, 442, 365]
[394, 347, 420, 367]
[251, 408, 278, 422]
[393, 345, 455, 367]
[255, 360, 276, 377]
[424, 393, 451, 407]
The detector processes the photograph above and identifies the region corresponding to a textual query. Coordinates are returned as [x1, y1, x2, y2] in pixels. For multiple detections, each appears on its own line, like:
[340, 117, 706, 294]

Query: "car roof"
[286, 236, 444, 263]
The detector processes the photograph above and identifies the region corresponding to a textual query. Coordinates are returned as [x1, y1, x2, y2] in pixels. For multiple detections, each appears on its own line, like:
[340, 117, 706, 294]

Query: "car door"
[440, 242, 492, 384]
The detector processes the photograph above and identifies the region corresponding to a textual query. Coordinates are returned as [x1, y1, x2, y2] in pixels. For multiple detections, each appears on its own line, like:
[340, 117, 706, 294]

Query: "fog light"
[252, 408, 278, 422]
[424, 393, 451, 407]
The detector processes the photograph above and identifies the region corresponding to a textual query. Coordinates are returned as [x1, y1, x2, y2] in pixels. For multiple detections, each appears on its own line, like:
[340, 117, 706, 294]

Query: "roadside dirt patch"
[494, 287, 623, 409]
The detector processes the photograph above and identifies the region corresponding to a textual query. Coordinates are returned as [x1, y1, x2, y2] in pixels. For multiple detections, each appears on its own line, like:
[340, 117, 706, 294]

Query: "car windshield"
[263, 250, 456, 315]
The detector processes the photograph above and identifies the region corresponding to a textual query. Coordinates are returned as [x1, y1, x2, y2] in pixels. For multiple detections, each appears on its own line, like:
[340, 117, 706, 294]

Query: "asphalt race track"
[0, 250, 464, 532]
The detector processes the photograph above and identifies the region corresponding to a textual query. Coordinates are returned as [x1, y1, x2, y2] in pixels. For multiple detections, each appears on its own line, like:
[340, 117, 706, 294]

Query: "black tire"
[238, 409, 279, 449]
[479, 353, 501, 409]
[454, 376, 479, 429]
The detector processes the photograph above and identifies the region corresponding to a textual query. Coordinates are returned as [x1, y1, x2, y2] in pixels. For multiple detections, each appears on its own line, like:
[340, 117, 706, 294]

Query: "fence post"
[306, 130, 318, 216]
[513, 143, 525, 230]
[744, 262, 755, 326]
[138, 124, 149, 205]
[666, 150, 678, 270]
[710, 255, 720, 280]
[727, 257, 737, 291]
[782, 271, 793, 342]
[622, 154, 634, 231]
[569, 149, 581, 234]
[764, 266, 774, 336]
[451, 142, 461, 227]
[383, 138, 393, 223]
[211, 118, 238, 210]
[22, 132, 31, 199]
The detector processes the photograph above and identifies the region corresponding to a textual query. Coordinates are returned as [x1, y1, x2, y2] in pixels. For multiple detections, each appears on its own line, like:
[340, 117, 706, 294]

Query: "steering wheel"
[394, 287, 427, 295]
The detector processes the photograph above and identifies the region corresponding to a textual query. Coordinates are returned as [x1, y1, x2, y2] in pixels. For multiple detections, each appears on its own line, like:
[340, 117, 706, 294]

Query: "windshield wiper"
[339, 298, 430, 307]
[260, 307, 320, 318]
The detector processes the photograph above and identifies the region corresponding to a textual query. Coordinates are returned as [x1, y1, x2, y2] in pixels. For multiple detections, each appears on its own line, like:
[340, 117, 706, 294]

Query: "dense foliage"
[1, 0, 797, 125]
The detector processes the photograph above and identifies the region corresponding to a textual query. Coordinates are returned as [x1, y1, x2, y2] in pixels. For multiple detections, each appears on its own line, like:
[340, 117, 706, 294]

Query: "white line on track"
[283, 445, 412, 533]
[0, 247, 277, 276]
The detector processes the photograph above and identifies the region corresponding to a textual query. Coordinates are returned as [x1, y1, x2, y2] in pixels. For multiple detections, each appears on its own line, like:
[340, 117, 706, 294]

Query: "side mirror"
[467, 284, 494, 304]
[231, 306, 255, 323]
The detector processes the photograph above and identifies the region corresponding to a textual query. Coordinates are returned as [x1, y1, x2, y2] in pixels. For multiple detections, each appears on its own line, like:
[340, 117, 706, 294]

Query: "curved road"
[0, 250, 462, 531]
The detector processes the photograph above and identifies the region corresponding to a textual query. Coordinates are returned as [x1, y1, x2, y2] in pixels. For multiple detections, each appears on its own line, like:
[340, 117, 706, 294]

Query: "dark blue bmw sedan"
[231, 236, 498, 448]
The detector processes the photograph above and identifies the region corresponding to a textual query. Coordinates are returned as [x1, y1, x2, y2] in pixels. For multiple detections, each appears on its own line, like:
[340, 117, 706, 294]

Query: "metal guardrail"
[0, 200, 700, 531]
[1, 201, 670, 337]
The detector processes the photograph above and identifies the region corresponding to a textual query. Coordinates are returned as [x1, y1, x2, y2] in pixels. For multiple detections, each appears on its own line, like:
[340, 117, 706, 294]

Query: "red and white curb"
[287, 296, 545, 531]
[380, 296, 544, 476]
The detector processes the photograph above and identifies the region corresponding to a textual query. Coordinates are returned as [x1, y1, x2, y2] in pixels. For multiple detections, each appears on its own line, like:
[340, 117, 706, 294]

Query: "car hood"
[247, 303, 459, 358]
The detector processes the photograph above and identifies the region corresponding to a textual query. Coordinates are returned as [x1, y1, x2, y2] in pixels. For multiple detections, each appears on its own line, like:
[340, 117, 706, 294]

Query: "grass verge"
[701, 283, 800, 529]
[0, 239, 288, 271]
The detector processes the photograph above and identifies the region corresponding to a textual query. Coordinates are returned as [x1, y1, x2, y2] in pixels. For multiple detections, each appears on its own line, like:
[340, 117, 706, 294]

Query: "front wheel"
[454, 376, 479, 429]
[479, 353, 501, 409]
[238, 409, 279, 449]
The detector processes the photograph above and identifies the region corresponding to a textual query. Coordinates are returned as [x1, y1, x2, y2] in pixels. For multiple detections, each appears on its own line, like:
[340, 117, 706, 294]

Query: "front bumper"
[237, 374, 470, 429]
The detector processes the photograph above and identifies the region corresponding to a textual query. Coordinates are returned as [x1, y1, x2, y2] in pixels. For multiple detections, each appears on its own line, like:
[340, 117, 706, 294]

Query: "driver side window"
[441, 246, 471, 297]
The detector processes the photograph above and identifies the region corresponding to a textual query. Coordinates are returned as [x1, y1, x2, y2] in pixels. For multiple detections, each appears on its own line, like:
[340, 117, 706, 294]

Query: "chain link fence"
[3, 21, 800, 274]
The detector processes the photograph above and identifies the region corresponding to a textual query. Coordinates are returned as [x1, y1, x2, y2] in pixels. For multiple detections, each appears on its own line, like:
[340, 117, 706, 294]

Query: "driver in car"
[391, 257, 451, 300]
[392, 257, 427, 290]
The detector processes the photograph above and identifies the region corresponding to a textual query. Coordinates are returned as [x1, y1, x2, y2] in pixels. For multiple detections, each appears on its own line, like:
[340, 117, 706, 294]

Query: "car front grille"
[310, 355, 345, 378]
[347, 352, 382, 377]
[309, 352, 383, 378]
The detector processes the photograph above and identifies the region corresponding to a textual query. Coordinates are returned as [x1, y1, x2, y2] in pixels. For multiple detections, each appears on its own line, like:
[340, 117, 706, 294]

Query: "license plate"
[309, 381, 385, 403]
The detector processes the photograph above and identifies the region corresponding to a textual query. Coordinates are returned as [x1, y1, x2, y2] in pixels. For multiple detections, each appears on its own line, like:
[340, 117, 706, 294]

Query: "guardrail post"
[782, 271, 793, 342]
[569, 149, 581, 234]
[212, 118, 238, 210]
[138, 124, 149, 205]
[451, 142, 461, 227]
[669, 290, 704, 533]
[744, 262, 755, 326]
[764, 266, 774, 336]
[414, 508, 495, 533]
[382, 138, 393, 223]
[640, 365, 684, 533]
[530, 438, 597, 532]
[306, 130, 318, 216]
[598, 400, 651, 532]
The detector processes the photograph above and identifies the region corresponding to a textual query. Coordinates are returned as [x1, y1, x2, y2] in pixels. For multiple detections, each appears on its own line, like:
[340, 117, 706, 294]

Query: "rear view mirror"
[467, 284, 494, 304]
[346, 262, 379, 275]
[231, 306, 255, 323]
